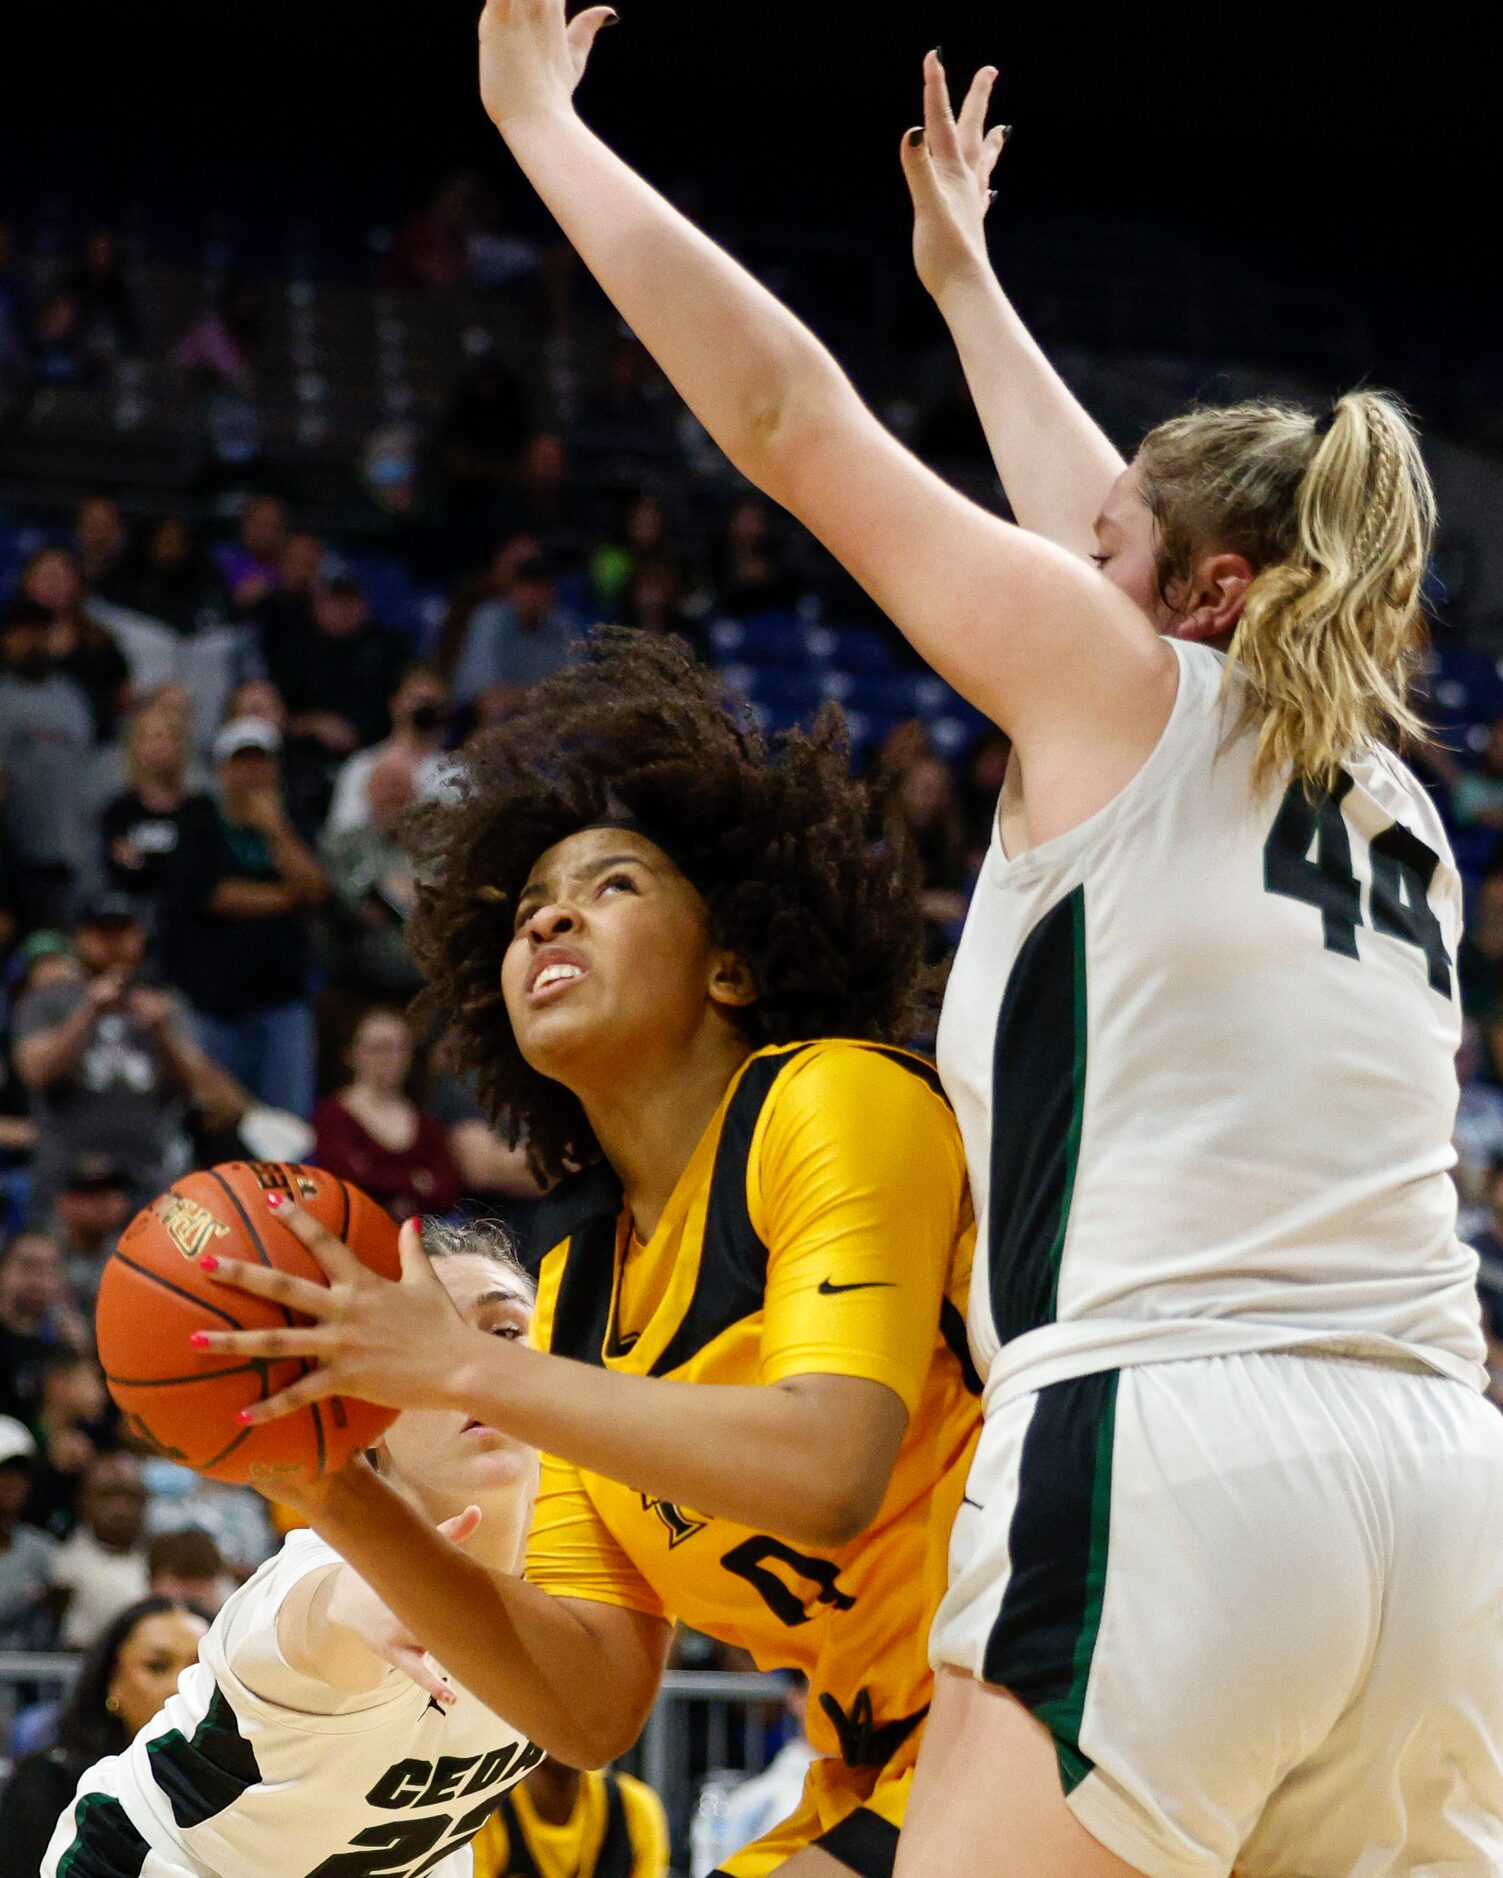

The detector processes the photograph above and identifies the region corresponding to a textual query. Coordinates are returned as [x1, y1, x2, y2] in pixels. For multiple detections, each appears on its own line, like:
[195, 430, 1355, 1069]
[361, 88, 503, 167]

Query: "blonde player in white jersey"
[43, 1227, 541, 1878]
[410, 7, 1503, 1875]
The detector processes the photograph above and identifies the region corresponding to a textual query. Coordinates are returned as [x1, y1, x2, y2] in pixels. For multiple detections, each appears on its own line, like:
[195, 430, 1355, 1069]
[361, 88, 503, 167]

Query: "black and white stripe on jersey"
[53, 1683, 261, 1877]
[987, 886, 1088, 1346]
[539, 1043, 957, 1377]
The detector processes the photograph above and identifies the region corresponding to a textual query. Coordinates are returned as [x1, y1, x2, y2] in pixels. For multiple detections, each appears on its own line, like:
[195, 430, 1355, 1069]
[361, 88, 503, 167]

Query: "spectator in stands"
[1451, 716, 1503, 845]
[314, 1009, 461, 1221]
[474, 1757, 670, 1878]
[889, 752, 971, 939]
[214, 492, 289, 611]
[0, 1417, 56, 1650]
[146, 1527, 232, 1613]
[258, 576, 407, 810]
[164, 718, 327, 1118]
[589, 491, 674, 613]
[715, 497, 798, 617]
[326, 662, 452, 835]
[141, 1457, 275, 1579]
[1455, 1020, 1503, 1239]
[111, 514, 231, 636]
[452, 550, 580, 714]
[620, 561, 703, 654]
[24, 1351, 116, 1538]
[0, 598, 97, 932]
[10, 895, 214, 1224]
[0, 1236, 87, 1425]
[19, 546, 133, 743]
[386, 172, 487, 294]
[1459, 872, 1503, 1078]
[50, 1451, 151, 1649]
[31, 291, 86, 388]
[72, 497, 130, 598]
[52, 1156, 133, 1311]
[171, 275, 263, 391]
[958, 726, 1012, 865]
[321, 753, 425, 1001]
[432, 356, 535, 560]
[424, 1030, 542, 1216]
[62, 228, 140, 372]
[1468, 1158, 1503, 1290]
[98, 692, 208, 919]
[0, 1595, 206, 1878]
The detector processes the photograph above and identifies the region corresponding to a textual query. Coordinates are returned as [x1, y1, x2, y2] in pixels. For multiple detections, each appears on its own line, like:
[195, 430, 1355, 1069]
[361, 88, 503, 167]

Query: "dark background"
[2, 0, 1494, 375]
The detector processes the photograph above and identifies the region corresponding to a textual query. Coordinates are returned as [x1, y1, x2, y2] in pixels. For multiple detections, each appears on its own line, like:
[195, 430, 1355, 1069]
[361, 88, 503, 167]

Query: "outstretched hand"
[190, 1204, 476, 1424]
[900, 49, 1009, 303]
[325, 1505, 483, 1706]
[479, 0, 618, 134]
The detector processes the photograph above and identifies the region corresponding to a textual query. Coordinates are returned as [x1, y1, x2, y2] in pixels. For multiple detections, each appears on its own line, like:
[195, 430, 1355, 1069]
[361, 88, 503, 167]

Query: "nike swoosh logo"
[817, 1277, 897, 1296]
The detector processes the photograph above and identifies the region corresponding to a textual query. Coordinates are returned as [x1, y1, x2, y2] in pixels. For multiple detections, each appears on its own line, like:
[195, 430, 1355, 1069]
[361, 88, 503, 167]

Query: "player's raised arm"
[479, 0, 1174, 782]
[900, 50, 1125, 556]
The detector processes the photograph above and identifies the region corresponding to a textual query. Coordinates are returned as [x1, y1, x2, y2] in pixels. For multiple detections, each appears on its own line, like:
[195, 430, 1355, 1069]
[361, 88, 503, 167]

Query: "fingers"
[190, 1323, 336, 1363]
[200, 1255, 335, 1319]
[387, 1642, 458, 1706]
[956, 65, 999, 162]
[233, 1368, 338, 1427]
[266, 1198, 365, 1283]
[437, 1505, 483, 1547]
[396, 1218, 438, 1286]
[899, 123, 938, 207]
[921, 48, 961, 163]
[565, 2, 617, 77]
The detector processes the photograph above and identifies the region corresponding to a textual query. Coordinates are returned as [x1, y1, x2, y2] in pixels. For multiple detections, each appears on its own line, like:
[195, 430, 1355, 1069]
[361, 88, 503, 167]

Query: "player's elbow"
[552, 1696, 654, 1772]
[738, 354, 853, 505]
[784, 1476, 887, 1551]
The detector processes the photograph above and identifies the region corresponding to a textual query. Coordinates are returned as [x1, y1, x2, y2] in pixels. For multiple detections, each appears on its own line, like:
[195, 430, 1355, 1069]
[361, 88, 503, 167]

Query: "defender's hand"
[479, 0, 618, 135]
[900, 50, 1009, 304]
[189, 1207, 477, 1423]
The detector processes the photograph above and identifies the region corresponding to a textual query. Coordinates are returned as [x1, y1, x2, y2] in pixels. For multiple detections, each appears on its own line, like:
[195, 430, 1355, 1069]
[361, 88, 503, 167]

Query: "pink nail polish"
[265, 1192, 286, 1209]
[235, 1409, 255, 1425]
[188, 1332, 210, 1349]
[199, 1255, 219, 1273]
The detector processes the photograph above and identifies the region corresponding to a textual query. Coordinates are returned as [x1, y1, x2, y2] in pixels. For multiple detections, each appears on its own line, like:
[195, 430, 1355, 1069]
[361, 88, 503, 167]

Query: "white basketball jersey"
[936, 639, 1487, 1409]
[44, 1530, 539, 1878]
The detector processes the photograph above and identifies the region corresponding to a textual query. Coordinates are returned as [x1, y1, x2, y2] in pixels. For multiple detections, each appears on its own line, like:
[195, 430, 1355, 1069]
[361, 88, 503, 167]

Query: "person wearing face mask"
[325, 663, 456, 837]
[42, 1228, 543, 1878]
[0, 1595, 207, 1878]
[0, 598, 97, 934]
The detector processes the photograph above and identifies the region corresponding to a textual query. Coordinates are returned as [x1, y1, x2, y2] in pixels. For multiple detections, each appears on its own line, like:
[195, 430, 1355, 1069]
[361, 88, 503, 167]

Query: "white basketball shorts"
[929, 1349, 1503, 1877]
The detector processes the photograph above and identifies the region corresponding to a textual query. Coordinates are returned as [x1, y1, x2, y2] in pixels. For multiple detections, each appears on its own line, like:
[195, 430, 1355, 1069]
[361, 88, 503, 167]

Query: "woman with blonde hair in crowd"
[99, 687, 207, 913]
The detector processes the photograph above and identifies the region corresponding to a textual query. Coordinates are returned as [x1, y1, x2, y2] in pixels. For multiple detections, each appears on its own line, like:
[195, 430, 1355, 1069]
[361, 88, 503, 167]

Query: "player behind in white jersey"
[254, 8, 1493, 1876]
[44, 1225, 542, 1878]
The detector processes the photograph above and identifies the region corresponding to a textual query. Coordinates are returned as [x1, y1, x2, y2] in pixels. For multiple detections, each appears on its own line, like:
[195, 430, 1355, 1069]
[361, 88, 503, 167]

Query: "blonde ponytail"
[1138, 391, 1436, 793]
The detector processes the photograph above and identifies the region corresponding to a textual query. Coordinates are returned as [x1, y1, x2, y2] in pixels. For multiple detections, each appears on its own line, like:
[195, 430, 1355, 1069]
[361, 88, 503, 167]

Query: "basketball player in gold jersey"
[196, 633, 981, 1878]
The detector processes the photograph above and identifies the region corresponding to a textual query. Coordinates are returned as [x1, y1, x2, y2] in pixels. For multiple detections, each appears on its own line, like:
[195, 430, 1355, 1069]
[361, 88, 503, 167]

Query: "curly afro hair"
[404, 630, 925, 1183]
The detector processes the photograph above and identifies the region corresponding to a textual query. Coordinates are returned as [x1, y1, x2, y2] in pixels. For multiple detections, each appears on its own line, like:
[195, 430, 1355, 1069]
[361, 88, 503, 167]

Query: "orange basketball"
[96, 1162, 401, 1488]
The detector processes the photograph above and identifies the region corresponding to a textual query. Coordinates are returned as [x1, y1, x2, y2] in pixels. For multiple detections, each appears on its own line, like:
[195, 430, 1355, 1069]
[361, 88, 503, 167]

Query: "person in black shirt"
[259, 572, 408, 760]
[99, 694, 210, 926]
[163, 717, 328, 1118]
